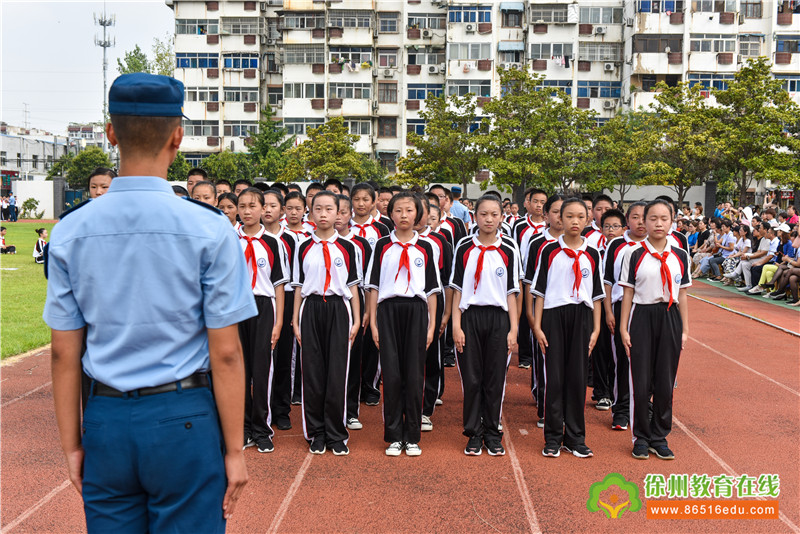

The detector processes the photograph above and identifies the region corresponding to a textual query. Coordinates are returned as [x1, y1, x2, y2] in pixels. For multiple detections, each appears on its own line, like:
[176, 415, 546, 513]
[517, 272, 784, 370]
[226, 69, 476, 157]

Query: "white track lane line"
[502, 415, 542, 534]
[1, 381, 52, 408]
[688, 336, 799, 397]
[1, 479, 71, 534]
[673, 416, 800, 533]
[265, 453, 313, 534]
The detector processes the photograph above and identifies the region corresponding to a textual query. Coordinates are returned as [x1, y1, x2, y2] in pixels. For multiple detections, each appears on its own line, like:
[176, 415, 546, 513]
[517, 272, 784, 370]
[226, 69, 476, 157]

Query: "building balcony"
[630, 52, 685, 74]
[630, 90, 659, 111]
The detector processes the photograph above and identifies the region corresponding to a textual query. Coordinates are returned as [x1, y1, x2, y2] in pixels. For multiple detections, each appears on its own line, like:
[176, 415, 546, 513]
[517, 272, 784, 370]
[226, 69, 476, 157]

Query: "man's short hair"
[187, 167, 208, 179]
[110, 115, 181, 157]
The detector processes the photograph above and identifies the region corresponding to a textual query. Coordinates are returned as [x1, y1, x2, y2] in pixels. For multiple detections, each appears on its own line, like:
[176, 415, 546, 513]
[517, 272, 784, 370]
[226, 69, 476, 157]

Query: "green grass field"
[1, 221, 55, 358]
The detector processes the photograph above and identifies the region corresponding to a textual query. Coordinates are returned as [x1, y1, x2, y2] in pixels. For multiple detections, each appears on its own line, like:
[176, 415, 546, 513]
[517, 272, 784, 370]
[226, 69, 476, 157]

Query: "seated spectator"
[721, 224, 752, 286]
[0, 226, 15, 254]
[787, 205, 799, 226]
[33, 228, 47, 264]
[692, 202, 704, 219]
[692, 218, 719, 276]
[745, 226, 780, 294]
[686, 220, 700, 250]
[705, 219, 736, 281]
[767, 230, 800, 302]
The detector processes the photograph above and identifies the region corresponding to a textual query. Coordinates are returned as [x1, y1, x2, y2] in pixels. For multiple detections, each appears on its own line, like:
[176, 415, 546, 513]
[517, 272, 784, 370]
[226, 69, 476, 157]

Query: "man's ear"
[106, 122, 118, 147]
[170, 125, 183, 150]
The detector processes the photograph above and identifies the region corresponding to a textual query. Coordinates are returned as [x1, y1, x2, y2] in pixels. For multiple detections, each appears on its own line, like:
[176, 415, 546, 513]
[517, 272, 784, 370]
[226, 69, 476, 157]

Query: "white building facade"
[167, 0, 800, 175]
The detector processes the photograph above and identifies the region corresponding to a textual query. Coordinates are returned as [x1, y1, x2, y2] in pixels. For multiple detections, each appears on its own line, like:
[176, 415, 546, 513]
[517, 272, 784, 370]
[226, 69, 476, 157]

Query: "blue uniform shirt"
[450, 200, 471, 225]
[43, 176, 257, 391]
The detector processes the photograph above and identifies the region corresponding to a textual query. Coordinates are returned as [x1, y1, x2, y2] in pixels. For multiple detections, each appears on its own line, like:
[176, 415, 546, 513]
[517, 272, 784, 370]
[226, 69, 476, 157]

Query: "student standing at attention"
[366, 192, 440, 457]
[292, 191, 361, 456]
[532, 198, 604, 459]
[620, 199, 691, 461]
[451, 195, 520, 456]
[45, 73, 255, 532]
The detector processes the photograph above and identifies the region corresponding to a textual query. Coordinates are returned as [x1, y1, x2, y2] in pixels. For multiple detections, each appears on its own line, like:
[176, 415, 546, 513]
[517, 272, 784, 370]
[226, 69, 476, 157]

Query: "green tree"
[714, 57, 800, 204]
[590, 110, 657, 203]
[282, 117, 370, 183]
[397, 93, 482, 191]
[117, 45, 150, 75]
[168, 151, 190, 182]
[247, 104, 295, 182]
[65, 147, 113, 189]
[641, 81, 723, 206]
[150, 36, 174, 77]
[201, 150, 254, 183]
[47, 152, 75, 179]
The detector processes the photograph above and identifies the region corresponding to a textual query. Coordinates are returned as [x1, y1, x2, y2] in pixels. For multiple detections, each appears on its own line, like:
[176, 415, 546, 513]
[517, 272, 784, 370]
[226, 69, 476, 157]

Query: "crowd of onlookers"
[1, 193, 18, 222]
[685, 200, 800, 305]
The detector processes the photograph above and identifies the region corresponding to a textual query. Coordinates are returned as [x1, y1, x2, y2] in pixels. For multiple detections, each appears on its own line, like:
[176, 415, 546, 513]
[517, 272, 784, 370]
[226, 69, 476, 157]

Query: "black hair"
[444, 189, 454, 202]
[414, 193, 430, 213]
[311, 190, 339, 210]
[720, 219, 733, 229]
[284, 191, 306, 206]
[560, 197, 589, 217]
[643, 199, 674, 220]
[625, 201, 647, 219]
[172, 185, 188, 196]
[270, 182, 289, 196]
[323, 178, 343, 193]
[601, 208, 626, 227]
[351, 182, 376, 201]
[264, 188, 285, 207]
[474, 194, 503, 213]
[337, 193, 352, 210]
[483, 190, 502, 200]
[378, 187, 392, 195]
[217, 192, 238, 206]
[424, 192, 439, 206]
[88, 167, 117, 181]
[35, 228, 46, 236]
[306, 182, 324, 194]
[109, 114, 181, 157]
[389, 185, 403, 194]
[215, 179, 232, 188]
[253, 182, 270, 192]
[341, 183, 350, 195]
[233, 178, 252, 188]
[428, 184, 447, 194]
[524, 187, 547, 201]
[593, 194, 613, 207]
[388, 191, 424, 225]
[238, 187, 265, 206]
[654, 194, 677, 215]
[543, 193, 566, 214]
[0, 226, 5, 232]
[286, 183, 302, 193]
[187, 167, 208, 179]
[428, 202, 441, 216]
[737, 224, 752, 242]
[192, 181, 216, 195]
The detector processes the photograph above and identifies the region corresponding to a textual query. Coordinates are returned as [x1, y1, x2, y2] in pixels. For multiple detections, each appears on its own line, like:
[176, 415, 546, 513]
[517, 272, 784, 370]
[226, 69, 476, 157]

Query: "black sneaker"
[542, 444, 561, 457]
[773, 294, 787, 301]
[291, 397, 302, 406]
[518, 362, 532, 369]
[274, 418, 292, 431]
[257, 437, 274, 453]
[485, 439, 505, 456]
[309, 437, 326, 455]
[595, 398, 612, 411]
[363, 396, 380, 406]
[243, 434, 255, 450]
[443, 359, 456, 368]
[536, 418, 544, 428]
[611, 419, 629, 431]
[563, 444, 593, 458]
[330, 441, 349, 456]
[464, 436, 482, 456]
[649, 445, 675, 460]
[632, 444, 650, 459]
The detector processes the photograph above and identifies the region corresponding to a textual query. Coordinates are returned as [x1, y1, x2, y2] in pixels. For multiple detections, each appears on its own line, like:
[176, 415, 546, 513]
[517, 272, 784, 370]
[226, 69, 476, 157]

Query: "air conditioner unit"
[275, 101, 283, 109]
[465, 23, 475, 32]
[595, 27, 606, 35]
[510, 63, 520, 70]
[267, 38, 276, 45]
[372, 68, 379, 77]
[422, 29, 432, 38]
[737, 54, 743, 64]
[603, 62, 615, 72]
[260, 2, 267, 12]
[624, 17, 634, 27]
[260, 35, 267, 44]
[439, 64, 446, 73]
[383, 69, 394, 77]
[372, 101, 380, 111]
[428, 65, 439, 74]
[603, 100, 617, 109]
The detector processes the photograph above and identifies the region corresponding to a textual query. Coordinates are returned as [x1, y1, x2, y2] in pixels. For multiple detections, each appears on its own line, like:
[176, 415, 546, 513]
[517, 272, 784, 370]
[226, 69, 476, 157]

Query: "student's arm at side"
[207, 324, 248, 519]
[426, 294, 437, 349]
[603, 285, 615, 334]
[588, 300, 602, 353]
[451, 290, 464, 352]
[532, 296, 547, 355]
[368, 289, 379, 350]
[440, 288, 453, 337]
[678, 288, 689, 350]
[51, 327, 86, 495]
[524, 284, 534, 327]
[292, 290, 303, 347]
[619, 287, 634, 357]
[349, 285, 361, 343]
[271, 285, 284, 350]
[506, 293, 519, 353]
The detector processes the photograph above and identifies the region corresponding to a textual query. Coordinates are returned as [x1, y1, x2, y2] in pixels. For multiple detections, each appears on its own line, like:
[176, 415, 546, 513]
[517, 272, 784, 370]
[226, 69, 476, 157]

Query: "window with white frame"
[448, 43, 492, 60]
[689, 34, 736, 52]
[692, 0, 736, 12]
[284, 45, 325, 64]
[344, 119, 370, 135]
[408, 13, 446, 29]
[329, 10, 371, 28]
[777, 36, 800, 53]
[186, 87, 219, 102]
[329, 83, 372, 99]
[407, 119, 426, 137]
[223, 121, 258, 137]
[502, 11, 522, 27]
[448, 5, 492, 23]
[579, 6, 623, 23]
[378, 13, 398, 33]
[223, 53, 258, 69]
[329, 47, 372, 63]
[378, 49, 398, 67]
[739, 35, 762, 56]
[777, 76, 800, 93]
[284, 118, 324, 136]
[530, 43, 573, 59]
[184, 120, 220, 136]
[221, 17, 261, 34]
[267, 86, 282, 106]
[579, 42, 623, 61]
[407, 84, 444, 99]
[740, 0, 762, 18]
[282, 13, 325, 29]
[531, 5, 568, 23]
[447, 79, 491, 97]
[176, 53, 218, 68]
[224, 87, 259, 102]
[500, 50, 523, 63]
[284, 83, 324, 99]
[176, 19, 219, 35]
[408, 47, 445, 65]
[378, 82, 398, 103]
[637, 1, 685, 13]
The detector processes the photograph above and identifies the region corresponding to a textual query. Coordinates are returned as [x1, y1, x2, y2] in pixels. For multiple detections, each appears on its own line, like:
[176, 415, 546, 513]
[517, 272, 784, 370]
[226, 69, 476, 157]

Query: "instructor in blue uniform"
[44, 73, 257, 533]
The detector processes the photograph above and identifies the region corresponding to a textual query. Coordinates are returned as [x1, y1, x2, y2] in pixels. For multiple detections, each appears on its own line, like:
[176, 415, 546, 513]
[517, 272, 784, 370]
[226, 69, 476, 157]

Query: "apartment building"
[168, 0, 800, 174]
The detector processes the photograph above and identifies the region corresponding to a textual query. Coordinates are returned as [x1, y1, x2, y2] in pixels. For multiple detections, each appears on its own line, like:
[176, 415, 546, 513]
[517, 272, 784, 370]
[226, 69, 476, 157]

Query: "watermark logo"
[587, 473, 642, 519]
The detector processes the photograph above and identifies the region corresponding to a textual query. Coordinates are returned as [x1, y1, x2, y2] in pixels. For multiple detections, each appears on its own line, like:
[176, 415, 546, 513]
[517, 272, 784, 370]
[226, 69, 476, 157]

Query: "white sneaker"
[748, 287, 764, 294]
[405, 443, 422, 456]
[737, 286, 753, 292]
[421, 415, 433, 432]
[498, 422, 503, 431]
[386, 442, 403, 456]
[347, 418, 363, 430]
[435, 398, 443, 406]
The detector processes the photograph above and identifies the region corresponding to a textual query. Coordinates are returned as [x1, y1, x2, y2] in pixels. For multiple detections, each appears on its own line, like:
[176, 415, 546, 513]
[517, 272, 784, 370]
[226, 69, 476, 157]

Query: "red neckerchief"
[394, 242, 412, 292]
[650, 248, 674, 308]
[474, 244, 499, 291]
[562, 248, 584, 298]
[241, 235, 259, 289]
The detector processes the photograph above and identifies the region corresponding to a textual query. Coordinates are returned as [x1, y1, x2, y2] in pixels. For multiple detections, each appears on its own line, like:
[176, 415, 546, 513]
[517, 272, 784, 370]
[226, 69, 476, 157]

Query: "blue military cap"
[451, 186, 462, 194]
[109, 73, 187, 118]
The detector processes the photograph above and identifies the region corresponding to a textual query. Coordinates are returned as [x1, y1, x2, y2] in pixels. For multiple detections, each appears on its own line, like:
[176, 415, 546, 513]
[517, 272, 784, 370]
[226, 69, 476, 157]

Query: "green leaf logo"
[586, 473, 642, 519]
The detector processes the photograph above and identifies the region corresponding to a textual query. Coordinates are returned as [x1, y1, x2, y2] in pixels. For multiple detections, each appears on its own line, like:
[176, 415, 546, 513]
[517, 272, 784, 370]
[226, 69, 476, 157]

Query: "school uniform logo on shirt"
[368, 238, 376, 246]
[414, 258, 424, 267]
[496, 267, 505, 277]
[334, 257, 344, 267]
[257, 258, 267, 268]
[674, 273, 682, 284]
[581, 268, 590, 279]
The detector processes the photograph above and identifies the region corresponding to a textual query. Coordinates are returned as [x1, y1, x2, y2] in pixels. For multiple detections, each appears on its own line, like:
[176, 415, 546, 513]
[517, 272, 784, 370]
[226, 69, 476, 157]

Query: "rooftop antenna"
[94, 1, 115, 153]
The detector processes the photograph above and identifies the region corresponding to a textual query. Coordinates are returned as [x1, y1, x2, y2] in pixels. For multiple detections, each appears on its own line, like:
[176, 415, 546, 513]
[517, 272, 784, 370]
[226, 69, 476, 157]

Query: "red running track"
[2, 293, 798, 533]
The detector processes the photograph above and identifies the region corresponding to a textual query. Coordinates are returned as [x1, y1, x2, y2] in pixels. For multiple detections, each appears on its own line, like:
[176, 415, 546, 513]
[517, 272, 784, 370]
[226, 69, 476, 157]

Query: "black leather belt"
[93, 373, 210, 398]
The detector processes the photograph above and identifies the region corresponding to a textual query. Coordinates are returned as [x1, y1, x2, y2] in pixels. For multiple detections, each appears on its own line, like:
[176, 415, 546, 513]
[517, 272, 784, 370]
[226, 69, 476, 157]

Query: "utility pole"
[22, 103, 29, 129]
[94, 1, 115, 153]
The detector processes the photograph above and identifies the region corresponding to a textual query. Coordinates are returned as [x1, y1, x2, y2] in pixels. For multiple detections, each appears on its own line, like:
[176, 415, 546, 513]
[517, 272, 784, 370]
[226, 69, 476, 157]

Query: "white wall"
[12, 180, 55, 219]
